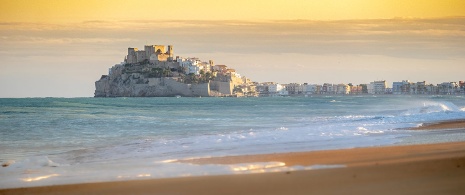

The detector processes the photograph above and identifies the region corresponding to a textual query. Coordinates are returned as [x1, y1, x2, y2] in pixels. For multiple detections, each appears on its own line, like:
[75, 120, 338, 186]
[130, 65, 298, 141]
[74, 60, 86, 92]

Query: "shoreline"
[2, 120, 465, 194]
[410, 119, 465, 130]
[2, 141, 465, 194]
[178, 141, 465, 168]
[179, 119, 465, 166]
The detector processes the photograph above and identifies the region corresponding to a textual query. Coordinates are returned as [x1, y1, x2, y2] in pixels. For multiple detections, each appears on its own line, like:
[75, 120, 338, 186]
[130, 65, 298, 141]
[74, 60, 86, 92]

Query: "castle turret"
[167, 45, 174, 61]
[145, 45, 156, 61]
[167, 45, 173, 57]
[126, 48, 138, 63]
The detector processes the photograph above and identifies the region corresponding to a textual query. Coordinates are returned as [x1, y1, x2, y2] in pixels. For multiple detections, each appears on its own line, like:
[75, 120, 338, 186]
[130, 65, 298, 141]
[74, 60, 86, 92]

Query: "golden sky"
[1, 0, 464, 23]
[1, 0, 464, 97]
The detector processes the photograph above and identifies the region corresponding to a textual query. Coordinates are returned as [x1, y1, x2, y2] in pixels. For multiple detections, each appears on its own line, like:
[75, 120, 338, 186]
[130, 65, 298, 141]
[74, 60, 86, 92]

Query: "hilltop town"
[95, 45, 253, 97]
[95, 45, 465, 97]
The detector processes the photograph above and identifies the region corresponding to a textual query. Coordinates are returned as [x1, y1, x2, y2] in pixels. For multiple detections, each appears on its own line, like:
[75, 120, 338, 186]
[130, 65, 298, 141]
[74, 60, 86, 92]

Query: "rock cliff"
[94, 72, 210, 97]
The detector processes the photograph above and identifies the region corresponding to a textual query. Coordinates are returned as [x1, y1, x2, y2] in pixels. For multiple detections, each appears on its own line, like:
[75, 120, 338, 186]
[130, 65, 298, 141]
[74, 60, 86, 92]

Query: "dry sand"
[2, 120, 465, 195]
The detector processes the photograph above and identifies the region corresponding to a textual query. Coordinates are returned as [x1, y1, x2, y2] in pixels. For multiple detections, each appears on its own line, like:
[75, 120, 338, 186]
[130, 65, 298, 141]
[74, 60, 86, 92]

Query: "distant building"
[178, 57, 213, 75]
[385, 88, 393, 94]
[350, 85, 363, 94]
[303, 83, 320, 94]
[284, 83, 304, 95]
[268, 84, 288, 96]
[392, 80, 410, 95]
[336, 84, 350, 94]
[368, 80, 386, 94]
[438, 82, 459, 95]
[460, 81, 465, 93]
[322, 83, 334, 94]
[410, 81, 427, 94]
[213, 65, 228, 73]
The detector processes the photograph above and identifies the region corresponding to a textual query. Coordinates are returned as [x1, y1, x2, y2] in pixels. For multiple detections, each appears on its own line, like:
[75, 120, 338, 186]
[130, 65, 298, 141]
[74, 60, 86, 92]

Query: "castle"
[125, 45, 174, 64]
[96, 44, 255, 97]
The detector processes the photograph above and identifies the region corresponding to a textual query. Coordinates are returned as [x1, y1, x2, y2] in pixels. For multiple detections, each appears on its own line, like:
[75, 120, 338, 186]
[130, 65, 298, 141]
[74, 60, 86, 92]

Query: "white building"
[180, 58, 207, 75]
[268, 84, 288, 96]
[368, 80, 387, 94]
[188, 64, 204, 75]
[304, 84, 319, 94]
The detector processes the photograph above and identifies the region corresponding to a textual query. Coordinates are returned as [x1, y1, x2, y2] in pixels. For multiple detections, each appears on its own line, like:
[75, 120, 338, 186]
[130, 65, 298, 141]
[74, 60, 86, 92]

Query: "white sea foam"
[1, 97, 465, 189]
[6, 156, 63, 169]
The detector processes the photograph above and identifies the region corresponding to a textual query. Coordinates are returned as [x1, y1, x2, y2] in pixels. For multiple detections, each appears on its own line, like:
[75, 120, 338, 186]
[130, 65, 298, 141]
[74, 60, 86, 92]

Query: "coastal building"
[255, 83, 270, 95]
[303, 83, 320, 94]
[409, 81, 427, 94]
[385, 88, 393, 94]
[180, 58, 200, 74]
[322, 83, 334, 94]
[268, 83, 288, 96]
[460, 81, 465, 94]
[368, 80, 386, 94]
[189, 64, 204, 75]
[336, 84, 350, 94]
[438, 82, 459, 95]
[255, 82, 277, 96]
[392, 80, 410, 95]
[284, 83, 304, 95]
[350, 85, 363, 94]
[376, 81, 387, 94]
[178, 57, 213, 75]
[425, 84, 438, 94]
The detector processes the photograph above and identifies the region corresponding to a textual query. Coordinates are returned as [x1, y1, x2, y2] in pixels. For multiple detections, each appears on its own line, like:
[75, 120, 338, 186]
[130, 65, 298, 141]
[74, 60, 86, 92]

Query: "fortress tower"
[126, 48, 138, 64]
[126, 44, 174, 64]
[167, 45, 174, 61]
[167, 45, 173, 57]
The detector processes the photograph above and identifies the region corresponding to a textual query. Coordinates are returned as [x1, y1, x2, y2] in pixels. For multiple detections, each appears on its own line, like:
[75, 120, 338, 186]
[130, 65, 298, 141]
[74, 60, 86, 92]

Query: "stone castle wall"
[210, 81, 233, 95]
[95, 73, 210, 97]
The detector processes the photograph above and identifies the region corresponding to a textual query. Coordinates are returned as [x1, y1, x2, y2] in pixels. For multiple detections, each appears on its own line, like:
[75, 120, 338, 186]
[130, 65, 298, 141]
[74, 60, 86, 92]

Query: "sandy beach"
[2, 120, 465, 195]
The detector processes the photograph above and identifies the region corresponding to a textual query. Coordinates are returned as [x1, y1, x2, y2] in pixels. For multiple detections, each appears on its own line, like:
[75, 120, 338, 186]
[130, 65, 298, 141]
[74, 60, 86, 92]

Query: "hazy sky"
[1, 0, 464, 97]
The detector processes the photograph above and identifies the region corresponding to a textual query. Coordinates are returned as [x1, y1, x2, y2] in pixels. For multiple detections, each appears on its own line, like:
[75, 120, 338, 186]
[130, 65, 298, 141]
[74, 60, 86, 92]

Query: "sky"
[0, 0, 464, 97]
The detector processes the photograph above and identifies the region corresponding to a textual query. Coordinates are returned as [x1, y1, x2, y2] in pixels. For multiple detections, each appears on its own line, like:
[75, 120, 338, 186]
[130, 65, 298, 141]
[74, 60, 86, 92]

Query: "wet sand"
[411, 119, 465, 130]
[2, 120, 465, 195]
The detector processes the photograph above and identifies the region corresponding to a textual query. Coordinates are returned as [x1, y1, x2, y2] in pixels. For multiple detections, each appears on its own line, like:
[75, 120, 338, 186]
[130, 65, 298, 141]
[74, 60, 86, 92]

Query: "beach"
[2, 120, 465, 195]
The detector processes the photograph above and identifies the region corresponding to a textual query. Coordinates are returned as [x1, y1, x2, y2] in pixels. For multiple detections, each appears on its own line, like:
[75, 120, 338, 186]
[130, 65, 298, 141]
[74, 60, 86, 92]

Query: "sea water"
[1, 96, 465, 188]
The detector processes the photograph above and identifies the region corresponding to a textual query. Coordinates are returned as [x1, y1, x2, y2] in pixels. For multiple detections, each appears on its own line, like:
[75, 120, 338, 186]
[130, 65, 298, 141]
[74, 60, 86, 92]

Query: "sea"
[1, 95, 465, 188]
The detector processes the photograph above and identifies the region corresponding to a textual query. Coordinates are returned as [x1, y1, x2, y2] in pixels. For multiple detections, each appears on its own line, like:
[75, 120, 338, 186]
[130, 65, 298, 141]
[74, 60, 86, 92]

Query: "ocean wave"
[2, 96, 465, 186]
